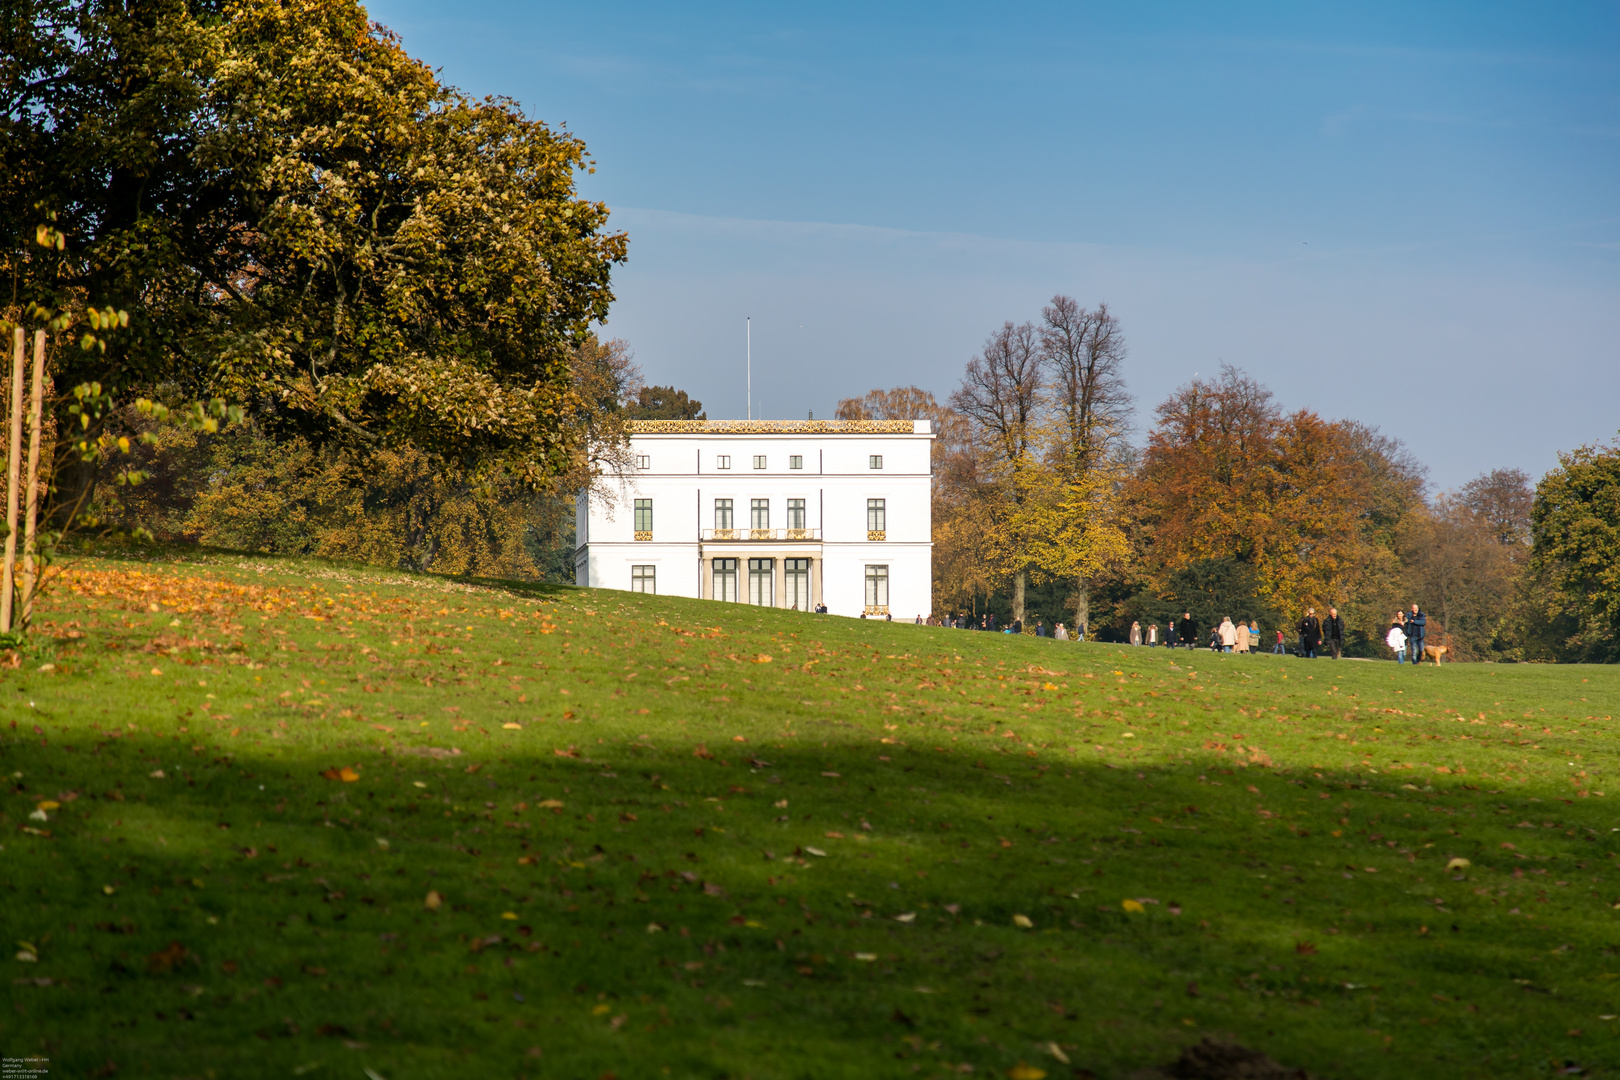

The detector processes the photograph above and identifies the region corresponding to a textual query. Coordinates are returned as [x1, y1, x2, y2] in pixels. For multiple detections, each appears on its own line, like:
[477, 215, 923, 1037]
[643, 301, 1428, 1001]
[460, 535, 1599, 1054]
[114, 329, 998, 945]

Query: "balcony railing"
[702, 528, 821, 542]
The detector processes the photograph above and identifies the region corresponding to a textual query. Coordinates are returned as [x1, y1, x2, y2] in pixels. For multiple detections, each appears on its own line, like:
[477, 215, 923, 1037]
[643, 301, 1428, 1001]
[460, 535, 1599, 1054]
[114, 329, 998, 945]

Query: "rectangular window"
[631, 565, 655, 593]
[789, 455, 803, 470]
[748, 558, 775, 607]
[715, 455, 731, 470]
[865, 564, 889, 609]
[634, 498, 653, 537]
[713, 498, 733, 531]
[753, 455, 767, 469]
[785, 558, 810, 611]
[786, 498, 806, 530]
[635, 454, 650, 470]
[869, 454, 883, 470]
[867, 498, 886, 533]
[712, 558, 738, 602]
[750, 498, 770, 530]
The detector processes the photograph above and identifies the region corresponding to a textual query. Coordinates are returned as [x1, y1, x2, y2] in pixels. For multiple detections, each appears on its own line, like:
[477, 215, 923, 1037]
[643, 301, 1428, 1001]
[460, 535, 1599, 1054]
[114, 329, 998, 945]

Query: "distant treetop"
[628, 386, 706, 421]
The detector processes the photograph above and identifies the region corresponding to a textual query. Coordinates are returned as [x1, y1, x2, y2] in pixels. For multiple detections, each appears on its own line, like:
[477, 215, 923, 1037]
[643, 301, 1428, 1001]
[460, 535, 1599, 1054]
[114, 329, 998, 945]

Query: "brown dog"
[1422, 644, 1448, 666]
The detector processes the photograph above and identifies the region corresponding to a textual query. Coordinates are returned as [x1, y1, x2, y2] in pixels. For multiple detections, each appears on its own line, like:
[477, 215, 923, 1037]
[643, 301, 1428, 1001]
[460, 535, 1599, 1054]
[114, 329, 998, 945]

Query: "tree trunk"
[45, 433, 101, 531]
[1013, 571, 1026, 627]
[1073, 581, 1090, 641]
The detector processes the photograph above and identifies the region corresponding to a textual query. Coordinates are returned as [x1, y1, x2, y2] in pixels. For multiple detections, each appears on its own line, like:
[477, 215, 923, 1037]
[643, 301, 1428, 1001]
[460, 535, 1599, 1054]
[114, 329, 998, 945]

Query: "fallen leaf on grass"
[1012, 914, 1034, 928]
[1121, 900, 1145, 914]
[1446, 858, 1471, 871]
[894, 912, 917, 923]
[855, 952, 877, 962]
[1044, 1042, 1071, 1064]
[149, 770, 165, 779]
[1008, 1065, 1046, 1080]
[319, 767, 360, 782]
[147, 941, 191, 973]
[1296, 942, 1318, 955]
[804, 847, 827, 857]
[536, 799, 564, 809]
[502, 723, 523, 730]
[424, 891, 443, 911]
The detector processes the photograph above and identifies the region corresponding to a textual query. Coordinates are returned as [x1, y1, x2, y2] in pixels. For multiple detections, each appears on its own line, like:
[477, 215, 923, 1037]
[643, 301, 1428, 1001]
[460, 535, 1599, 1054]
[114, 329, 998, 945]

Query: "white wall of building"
[577, 420, 932, 617]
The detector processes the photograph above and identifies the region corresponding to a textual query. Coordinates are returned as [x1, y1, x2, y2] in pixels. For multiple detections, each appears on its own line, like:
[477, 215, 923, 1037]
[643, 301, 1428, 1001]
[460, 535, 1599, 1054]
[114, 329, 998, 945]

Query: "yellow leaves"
[893, 912, 917, 923]
[854, 952, 877, 962]
[591, 1003, 612, 1016]
[319, 766, 360, 782]
[501, 722, 523, 730]
[34, 800, 59, 812]
[535, 799, 564, 809]
[1041, 682, 1058, 691]
[1121, 900, 1145, 914]
[1008, 1065, 1047, 1080]
[1012, 914, 1034, 928]
[500, 912, 518, 920]
[424, 890, 444, 910]
[1446, 858, 1472, 871]
[750, 654, 773, 663]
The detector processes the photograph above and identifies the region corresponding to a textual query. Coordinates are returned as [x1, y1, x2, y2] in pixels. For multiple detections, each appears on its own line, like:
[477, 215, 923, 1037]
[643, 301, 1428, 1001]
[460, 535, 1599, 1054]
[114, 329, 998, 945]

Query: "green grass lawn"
[3, 550, 1618, 1079]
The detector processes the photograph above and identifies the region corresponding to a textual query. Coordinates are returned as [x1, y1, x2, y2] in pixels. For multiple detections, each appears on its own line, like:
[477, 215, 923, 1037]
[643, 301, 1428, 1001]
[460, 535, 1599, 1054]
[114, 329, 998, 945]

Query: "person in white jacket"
[1218, 617, 1237, 653]
[1386, 615, 1408, 664]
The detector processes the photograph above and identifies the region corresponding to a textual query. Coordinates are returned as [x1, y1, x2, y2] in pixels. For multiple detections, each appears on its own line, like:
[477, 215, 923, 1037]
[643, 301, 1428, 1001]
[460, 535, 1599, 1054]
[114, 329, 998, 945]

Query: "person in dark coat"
[1011, 618, 1023, 635]
[1036, 620, 1047, 638]
[1178, 612, 1197, 650]
[1406, 603, 1427, 664]
[1296, 608, 1322, 659]
[1165, 620, 1179, 648]
[1323, 607, 1346, 660]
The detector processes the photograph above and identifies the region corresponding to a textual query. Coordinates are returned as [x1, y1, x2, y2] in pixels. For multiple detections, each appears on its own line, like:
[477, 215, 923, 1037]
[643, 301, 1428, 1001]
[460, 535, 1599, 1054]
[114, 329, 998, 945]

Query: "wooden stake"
[0, 327, 23, 632]
[20, 330, 46, 627]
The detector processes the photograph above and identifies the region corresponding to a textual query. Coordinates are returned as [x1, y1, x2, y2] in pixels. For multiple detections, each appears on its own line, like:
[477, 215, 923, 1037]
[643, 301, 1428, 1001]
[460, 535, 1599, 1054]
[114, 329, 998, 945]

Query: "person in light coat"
[1147, 623, 1158, 647]
[1129, 621, 1142, 646]
[1055, 623, 1069, 641]
[1218, 617, 1237, 652]
[1386, 614, 1408, 664]
[1235, 620, 1250, 653]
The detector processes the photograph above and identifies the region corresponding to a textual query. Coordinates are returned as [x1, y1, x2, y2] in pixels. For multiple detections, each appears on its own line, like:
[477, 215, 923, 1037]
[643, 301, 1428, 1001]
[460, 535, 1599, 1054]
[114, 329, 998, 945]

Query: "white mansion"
[575, 419, 933, 617]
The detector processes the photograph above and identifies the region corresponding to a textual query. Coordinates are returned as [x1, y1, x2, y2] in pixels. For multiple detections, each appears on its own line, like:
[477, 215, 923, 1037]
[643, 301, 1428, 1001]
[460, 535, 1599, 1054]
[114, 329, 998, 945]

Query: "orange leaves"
[319, 766, 360, 782]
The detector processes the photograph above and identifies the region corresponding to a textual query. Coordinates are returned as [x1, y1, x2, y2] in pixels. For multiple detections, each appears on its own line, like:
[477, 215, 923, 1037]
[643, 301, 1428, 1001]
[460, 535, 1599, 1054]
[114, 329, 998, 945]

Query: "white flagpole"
[746, 317, 751, 421]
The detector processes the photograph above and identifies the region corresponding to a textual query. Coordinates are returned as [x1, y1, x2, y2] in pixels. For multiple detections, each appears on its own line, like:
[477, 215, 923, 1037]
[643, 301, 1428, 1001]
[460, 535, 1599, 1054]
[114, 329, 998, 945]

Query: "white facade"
[576, 419, 932, 618]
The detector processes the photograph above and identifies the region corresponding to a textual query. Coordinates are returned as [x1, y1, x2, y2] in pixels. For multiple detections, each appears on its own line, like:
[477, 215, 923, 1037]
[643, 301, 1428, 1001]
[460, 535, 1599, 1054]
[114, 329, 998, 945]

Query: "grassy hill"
[3, 550, 1618, 1079]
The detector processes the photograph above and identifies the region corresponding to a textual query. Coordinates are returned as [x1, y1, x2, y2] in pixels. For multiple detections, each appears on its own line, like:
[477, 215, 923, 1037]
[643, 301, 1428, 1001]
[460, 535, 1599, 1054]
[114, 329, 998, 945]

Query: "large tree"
[1128, 365, 1422, 645]
[3, 0, 626, 519]
[1034, 296, 1133, 634]
[948, 321, 1045, 622]
[1530, 439, 1620, 659]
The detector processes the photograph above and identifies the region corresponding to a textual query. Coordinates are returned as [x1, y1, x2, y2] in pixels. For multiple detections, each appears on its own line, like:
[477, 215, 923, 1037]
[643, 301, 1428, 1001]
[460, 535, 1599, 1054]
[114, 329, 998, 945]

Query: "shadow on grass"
[5, 722, 1613, 1080]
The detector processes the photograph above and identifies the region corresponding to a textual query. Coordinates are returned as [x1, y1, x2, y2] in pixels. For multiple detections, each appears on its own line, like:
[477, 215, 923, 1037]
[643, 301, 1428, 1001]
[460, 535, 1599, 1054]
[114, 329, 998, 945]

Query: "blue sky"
[368, 0, 1619, 490]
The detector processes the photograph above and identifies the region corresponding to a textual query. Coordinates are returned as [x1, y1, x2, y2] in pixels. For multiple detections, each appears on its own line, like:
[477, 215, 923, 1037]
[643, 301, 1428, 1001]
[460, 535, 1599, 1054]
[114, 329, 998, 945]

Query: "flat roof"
[626, 420, 928, 435]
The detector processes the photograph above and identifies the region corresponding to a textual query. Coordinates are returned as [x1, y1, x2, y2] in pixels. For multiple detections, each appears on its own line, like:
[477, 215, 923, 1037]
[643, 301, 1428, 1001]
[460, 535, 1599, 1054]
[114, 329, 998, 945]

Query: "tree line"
[838, 296, 1620, 663]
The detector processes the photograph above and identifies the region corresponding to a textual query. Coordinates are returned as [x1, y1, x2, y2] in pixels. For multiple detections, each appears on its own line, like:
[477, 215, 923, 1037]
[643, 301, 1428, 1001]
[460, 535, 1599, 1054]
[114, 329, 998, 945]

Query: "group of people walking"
[1124, 602, 1431, 664]
[1127, 613, 1273, 654]
[1383, 604, 1429, 664]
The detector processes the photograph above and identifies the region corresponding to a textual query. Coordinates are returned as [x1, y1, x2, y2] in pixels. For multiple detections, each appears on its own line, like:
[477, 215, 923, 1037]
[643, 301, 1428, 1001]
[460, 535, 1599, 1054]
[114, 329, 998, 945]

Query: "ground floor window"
[712, 558, 738, 602]
[748, 558, 774, 607]
[864, 564, 889, 610]
[631, 565, 655, 593]
[785, 558, 810, 610]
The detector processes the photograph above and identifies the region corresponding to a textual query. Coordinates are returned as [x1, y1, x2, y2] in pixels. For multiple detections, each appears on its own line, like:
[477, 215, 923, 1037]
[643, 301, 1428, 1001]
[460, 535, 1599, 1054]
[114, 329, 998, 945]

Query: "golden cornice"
[626, 420, 918, 435]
